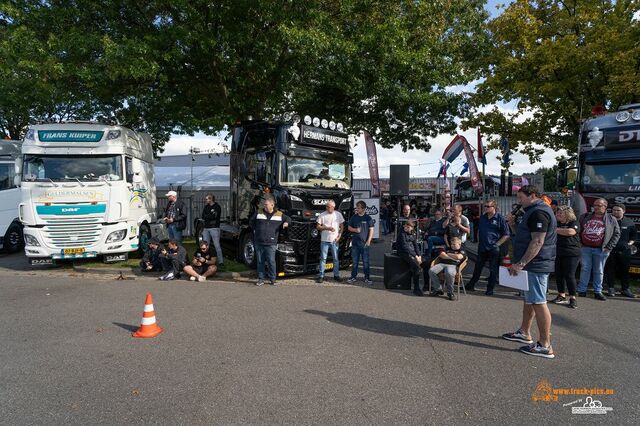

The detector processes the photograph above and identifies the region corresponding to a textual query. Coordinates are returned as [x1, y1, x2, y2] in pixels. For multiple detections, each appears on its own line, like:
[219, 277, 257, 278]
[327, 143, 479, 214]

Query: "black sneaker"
[447, 293, 456, 301]
[621, 289, 636, 298]
[464, 285, 475, 292]
[578, 292, 587, 297]
[485, 289, 494, 296]
[255, 279, 264, 286]
[333, 276, 342, 282]
[519, 342, 555, 359]
[551, 295, 568, 304]
[594, 292, 607, 301]
[429, 290, 444, 297]
[501, 329, 533, 344]
[607, 288, 616, 297]
[569, 298, 577, 309]
[315, 276, 324, 284]
[413, 290, 424, 297]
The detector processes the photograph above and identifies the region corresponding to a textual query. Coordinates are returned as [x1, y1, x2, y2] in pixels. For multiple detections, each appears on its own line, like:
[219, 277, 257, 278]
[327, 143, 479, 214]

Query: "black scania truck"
[221, 115, 353, 276]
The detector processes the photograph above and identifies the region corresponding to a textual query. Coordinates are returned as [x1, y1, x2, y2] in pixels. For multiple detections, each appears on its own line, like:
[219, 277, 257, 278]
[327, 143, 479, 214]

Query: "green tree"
[535, 165, 558, 192]
[464, 0, 640, 161]
[1, 0, 489, 151]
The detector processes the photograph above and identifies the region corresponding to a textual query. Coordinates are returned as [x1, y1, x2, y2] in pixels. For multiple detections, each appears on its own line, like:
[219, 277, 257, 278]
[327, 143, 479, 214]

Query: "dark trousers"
[160, 257, 185, 275]
[399, 254, 422, 291]
[467, 247, 500, 290]
[605, 250, 631, 290]
[555, 255, 579, 296]
[256, 243, 277, 282]
[140, 259, 162, 272]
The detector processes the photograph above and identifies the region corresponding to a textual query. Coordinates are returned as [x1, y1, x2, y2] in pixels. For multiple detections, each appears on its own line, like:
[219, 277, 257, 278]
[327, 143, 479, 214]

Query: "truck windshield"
[281, 157, 350, 189]
[581, 161, 640, 191]
[22, 154, 123, 182]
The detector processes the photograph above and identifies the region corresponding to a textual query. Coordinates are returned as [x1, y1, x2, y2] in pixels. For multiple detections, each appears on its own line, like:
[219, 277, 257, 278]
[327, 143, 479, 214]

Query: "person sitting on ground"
[140, 238, 163, 272]
[396, 219, 424, 296]
[158, 239, 188, 281]
[429, 237, 467, 300]
[183, 240, 218, 282]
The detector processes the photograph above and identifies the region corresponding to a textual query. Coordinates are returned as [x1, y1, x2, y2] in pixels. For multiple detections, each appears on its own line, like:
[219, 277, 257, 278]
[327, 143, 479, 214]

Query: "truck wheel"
[240, 232, 256, 268]
[138, 223, 152, 256]
[4, 222, 24, 253]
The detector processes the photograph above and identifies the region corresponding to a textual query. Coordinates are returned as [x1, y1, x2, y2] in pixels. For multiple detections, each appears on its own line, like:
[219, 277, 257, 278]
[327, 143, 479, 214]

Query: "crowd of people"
[142, 187, 638, 358]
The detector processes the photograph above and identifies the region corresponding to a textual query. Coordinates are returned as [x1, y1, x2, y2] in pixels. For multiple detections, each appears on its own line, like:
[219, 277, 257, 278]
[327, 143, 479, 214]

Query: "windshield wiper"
[72, 178, 86, 187]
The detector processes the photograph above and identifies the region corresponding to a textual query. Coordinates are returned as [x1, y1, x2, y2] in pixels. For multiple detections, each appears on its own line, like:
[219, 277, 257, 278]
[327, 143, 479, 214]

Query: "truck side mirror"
[557, 160, 568, 188]
[255, 151, 267, 182]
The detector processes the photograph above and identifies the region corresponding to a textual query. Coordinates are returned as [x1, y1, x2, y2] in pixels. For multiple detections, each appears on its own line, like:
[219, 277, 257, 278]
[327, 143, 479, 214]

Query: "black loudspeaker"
[389, 165, 410, 196]
[384, 253, 412, 290]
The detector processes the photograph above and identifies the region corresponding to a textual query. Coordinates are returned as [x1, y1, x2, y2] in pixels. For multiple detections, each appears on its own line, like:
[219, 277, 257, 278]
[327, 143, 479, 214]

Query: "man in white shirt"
[316, 199, 345, 283]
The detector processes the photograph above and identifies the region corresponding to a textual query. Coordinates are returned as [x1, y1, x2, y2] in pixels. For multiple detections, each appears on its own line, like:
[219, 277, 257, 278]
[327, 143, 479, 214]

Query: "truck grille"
[42, 218, 102, 248]
[288, 221, 321, 254]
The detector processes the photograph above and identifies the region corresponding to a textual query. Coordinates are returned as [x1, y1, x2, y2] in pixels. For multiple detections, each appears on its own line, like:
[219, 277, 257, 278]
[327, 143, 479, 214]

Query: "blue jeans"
[202, 227, 224, 263]
[351, 243, 370, 280]
[425, 236, 445, 260]
[256, 244, 277, 282]
[319, 241, 340, 278]
[577, 247, 610, 294]
[167, 223, 183, 242]
[381, 218, 389, 235]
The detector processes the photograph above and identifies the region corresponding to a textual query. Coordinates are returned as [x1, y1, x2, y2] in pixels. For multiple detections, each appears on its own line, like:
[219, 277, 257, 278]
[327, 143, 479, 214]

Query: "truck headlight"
[106, 229, 127, 243]
[290, 194, 302, 202]
[24, 234, 40, 246]
[342, 196, 352, 204]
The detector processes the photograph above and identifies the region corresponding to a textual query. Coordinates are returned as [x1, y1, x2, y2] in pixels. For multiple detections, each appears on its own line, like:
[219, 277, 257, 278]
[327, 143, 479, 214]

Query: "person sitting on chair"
[429, 237, 467, 300]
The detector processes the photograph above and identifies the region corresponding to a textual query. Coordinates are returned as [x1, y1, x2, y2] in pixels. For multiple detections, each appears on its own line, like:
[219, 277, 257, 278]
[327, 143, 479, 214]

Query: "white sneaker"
[189, 276, 197, 281]
[198, 275, 206, 282]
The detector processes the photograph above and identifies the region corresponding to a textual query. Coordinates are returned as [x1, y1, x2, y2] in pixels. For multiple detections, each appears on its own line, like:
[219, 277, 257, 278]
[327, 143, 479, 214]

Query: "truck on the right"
[558, 103, 640, 274]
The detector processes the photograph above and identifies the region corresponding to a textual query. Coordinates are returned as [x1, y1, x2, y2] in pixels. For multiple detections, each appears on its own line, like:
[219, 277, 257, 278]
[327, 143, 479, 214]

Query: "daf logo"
[61, 207, 80, 212]
[312, 199, 331, 206]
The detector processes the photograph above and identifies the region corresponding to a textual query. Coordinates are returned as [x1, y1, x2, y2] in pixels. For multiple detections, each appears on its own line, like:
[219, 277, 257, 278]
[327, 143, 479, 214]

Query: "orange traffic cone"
[503, 255, 512, 267]
[132, 293, 163, 338]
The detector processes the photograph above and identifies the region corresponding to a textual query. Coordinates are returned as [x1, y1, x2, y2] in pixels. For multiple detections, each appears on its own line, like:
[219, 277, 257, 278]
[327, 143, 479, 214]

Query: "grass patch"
[74, 238, 249, 272]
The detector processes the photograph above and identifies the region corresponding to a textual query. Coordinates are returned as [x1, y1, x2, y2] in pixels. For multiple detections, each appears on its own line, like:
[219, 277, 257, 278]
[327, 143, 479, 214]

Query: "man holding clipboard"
[501, 186, 557, 359]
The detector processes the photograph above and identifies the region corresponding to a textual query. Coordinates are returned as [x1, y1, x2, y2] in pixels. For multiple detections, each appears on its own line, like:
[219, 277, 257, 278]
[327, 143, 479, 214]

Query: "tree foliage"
[0, 0, 488, 152]
[465, 0, 640, 161]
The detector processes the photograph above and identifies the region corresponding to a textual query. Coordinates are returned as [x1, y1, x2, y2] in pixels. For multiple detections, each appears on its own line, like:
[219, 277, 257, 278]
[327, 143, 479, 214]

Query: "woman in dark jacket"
[396, 220, 424, 296]
[551, 206, 581, 309]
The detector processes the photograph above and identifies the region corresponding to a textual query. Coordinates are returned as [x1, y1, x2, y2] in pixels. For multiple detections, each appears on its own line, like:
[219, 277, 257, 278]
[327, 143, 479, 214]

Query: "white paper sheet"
[499, 266, 529, 291]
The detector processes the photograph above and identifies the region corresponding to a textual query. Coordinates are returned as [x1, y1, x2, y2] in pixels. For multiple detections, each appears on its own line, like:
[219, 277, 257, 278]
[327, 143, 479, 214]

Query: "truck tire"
[138, 222, 152, 256]
[240, 231, 256, 268]
[4, 222, 24, 253]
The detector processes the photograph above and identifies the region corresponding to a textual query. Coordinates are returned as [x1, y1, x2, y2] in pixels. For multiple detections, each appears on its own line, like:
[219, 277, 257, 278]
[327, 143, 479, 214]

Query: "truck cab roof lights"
[336, 123, 344, 132]
[304, 115, 312, 125]
[632, 111, 640, 121]
[329, 121, 336, 130]
[312, 117, 320, 127]
[615, 111, 630, 123]
[587, 127, 603, 148]
[321, 119, 328, 129]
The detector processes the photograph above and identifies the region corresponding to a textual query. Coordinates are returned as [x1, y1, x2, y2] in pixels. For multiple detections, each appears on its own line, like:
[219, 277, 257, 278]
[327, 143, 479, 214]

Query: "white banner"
[354, 197, 380, 239]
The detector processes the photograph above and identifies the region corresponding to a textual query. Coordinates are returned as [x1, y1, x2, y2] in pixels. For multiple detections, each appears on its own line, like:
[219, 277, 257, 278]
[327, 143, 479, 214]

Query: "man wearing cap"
[162, 191, 187, 242]
[140, 238, 163, 272]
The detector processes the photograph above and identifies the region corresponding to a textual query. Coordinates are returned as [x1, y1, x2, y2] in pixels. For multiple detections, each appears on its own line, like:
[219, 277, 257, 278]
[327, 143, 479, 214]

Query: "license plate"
[63, 248, 86, 255]
[325, 263, 333, 269]
[630, 266, 640, 274]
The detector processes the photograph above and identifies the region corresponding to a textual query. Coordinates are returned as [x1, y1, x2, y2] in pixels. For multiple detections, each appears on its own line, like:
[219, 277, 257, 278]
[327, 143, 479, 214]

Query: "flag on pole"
[460, 162, 469, 175]
[477, 128, 486, 165]
[363, 130, 380, 197]
[437, 161, 448, 178]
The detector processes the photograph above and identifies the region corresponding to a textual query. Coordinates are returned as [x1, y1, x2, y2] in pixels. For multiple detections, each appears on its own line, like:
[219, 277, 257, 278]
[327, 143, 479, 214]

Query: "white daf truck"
[0, 140, 23, 253]
[18, 122, 165, 265]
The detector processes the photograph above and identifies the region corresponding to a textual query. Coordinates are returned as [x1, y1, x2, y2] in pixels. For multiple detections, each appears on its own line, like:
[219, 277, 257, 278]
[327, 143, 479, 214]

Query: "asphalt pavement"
[0, 240, 638, 425]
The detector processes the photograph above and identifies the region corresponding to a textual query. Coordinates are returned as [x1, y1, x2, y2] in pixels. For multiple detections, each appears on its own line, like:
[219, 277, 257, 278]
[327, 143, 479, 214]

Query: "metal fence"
[156, 189, 230, 236]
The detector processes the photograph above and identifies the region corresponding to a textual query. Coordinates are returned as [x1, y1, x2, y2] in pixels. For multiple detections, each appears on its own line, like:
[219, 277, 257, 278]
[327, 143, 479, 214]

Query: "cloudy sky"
[160, 0, 567, 179]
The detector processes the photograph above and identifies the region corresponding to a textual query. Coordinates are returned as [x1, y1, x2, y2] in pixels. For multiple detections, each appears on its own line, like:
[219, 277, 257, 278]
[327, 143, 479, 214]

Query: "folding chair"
[428, 257, 468, 300]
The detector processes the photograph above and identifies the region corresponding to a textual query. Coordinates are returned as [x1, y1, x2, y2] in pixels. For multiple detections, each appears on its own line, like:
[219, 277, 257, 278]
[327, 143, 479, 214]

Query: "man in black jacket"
[140, 238, 163, 272]
[201, 194, 224, 266]
[158, 239, 188, 281]
[605, 203, 637, 298]
[162, 190, 187, 242]
[396, 220, 424, 296]
[249, 196, 291, 286]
